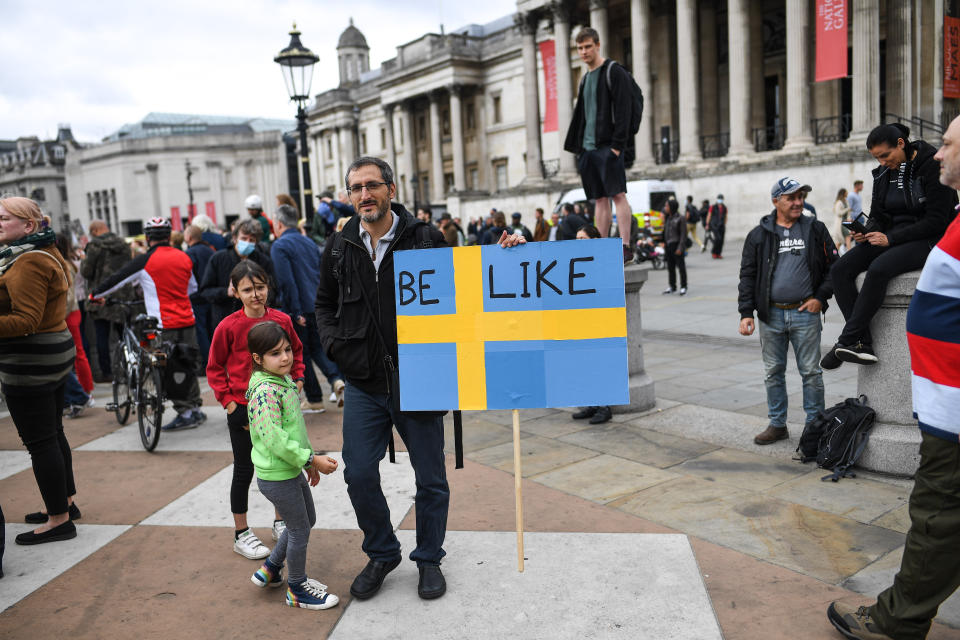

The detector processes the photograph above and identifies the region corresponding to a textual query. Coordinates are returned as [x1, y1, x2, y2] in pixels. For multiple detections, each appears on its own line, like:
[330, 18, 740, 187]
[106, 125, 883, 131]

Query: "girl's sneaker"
[286, 580, 340, 610]
[234, 529, 270, 560]
[251, 559, 284, 588]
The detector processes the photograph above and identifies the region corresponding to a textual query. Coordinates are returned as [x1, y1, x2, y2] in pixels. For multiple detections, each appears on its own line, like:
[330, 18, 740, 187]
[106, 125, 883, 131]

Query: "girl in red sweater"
[207, 261, 306, 560]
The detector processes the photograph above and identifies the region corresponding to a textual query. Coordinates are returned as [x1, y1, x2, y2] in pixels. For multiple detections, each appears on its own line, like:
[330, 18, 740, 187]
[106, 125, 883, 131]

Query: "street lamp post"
[275, 23, 320, 229]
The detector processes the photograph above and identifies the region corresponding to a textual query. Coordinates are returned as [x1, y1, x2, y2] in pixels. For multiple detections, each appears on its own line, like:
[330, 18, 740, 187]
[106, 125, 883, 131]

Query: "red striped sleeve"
[908, 332, 960, 389]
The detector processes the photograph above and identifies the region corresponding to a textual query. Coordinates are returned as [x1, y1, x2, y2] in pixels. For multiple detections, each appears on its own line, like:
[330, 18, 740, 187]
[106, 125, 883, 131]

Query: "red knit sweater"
[206, 307, 304, 407]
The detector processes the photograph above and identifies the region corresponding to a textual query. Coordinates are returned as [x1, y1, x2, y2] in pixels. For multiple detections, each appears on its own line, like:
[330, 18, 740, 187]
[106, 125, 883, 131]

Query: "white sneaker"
[272, 519, 286, 541]
[234, 529, 270, 560]
[300, 399, 325, 414]
[86, 396, 96, 409]
[333, 379, 345, 407]
[679, 287, 687, 296]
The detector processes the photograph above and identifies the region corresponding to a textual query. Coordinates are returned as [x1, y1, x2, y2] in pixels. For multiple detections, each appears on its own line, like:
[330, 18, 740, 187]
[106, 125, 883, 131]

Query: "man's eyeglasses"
[347, 181, 389, 195]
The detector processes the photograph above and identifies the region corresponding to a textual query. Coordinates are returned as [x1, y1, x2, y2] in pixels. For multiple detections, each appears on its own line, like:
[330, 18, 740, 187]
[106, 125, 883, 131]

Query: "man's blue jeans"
[63, 371, 88, 406]
[758, 306, 825, 427]
[341, 382, 449, 565]
[295, 314, 342, 402]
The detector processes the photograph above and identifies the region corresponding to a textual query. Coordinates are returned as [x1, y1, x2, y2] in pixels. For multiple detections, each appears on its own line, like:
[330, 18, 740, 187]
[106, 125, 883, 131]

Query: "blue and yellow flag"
[394, 238, 629, 411]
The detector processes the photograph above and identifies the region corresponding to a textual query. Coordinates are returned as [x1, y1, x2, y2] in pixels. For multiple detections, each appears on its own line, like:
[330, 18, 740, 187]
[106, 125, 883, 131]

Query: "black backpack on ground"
[796, 395, 876, 482]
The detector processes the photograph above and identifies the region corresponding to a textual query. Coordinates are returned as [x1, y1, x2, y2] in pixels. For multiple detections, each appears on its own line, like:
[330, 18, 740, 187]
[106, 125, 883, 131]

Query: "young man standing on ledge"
[564, 27, 634, 264]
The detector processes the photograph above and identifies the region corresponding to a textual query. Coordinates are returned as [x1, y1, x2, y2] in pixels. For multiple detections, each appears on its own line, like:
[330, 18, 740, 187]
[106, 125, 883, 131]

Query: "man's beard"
[360, 200, 389, 223]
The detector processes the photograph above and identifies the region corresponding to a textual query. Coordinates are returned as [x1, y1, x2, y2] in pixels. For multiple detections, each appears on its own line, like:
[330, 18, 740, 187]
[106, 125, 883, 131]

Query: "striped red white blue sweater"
[906, 210, 960, 443]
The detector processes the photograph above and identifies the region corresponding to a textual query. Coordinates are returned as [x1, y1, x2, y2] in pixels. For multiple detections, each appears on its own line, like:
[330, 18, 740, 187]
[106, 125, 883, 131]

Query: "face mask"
[717, 198, 724, 204]
[236, 240, 255, 256]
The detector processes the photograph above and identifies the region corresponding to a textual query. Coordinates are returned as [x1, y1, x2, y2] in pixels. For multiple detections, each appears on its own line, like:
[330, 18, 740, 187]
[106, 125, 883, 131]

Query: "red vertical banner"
[187, 204, 197, 221]
[815, 0, 848, 82]
[539, 39, 558, 133]
[945, 16, 960, 98]
[205, 201, 217, 225]
[169, 206, 182, 231]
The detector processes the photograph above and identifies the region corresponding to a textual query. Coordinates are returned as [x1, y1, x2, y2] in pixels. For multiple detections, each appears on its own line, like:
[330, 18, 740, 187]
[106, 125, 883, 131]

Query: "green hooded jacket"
[246, 370, 312, 481]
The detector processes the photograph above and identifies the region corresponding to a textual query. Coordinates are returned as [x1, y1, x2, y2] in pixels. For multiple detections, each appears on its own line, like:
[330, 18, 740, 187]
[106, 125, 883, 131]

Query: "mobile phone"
[842, 214, 870, 235]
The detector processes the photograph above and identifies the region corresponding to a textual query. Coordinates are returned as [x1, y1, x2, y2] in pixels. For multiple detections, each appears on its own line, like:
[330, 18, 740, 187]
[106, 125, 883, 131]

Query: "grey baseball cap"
[771, 177, 812, 199]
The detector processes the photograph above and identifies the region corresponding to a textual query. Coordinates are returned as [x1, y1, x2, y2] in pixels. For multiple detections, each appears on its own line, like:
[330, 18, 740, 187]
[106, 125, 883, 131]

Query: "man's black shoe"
[588, 406, 612, 424]
[350, 557, 401, 600]
[820, 345, 843, 370]
[418, 565, 446, 600]
[572, 406, 598, 420]
[836, 342, 879, 365]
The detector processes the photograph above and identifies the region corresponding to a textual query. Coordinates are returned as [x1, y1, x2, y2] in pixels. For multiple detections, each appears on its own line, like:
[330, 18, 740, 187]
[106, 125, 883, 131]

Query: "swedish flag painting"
[394, 238, 629, 411]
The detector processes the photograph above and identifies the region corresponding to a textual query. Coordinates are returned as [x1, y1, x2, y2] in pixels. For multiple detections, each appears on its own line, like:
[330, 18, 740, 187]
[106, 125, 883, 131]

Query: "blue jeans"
[341, 382, 449, 565]
[295, 314, 343, 402]
[64, 371, 89, 406]
[758, 306, 824, 427]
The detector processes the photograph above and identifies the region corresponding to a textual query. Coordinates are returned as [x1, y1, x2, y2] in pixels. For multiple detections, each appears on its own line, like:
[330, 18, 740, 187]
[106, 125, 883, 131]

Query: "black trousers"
[711, 226, 726, 256]
[831, 239, 932, 345]
[665, 242, 687, 289]
[93, 319, 121, 376]
[226, 404, 254, 514]
[5, 381, 75, 515]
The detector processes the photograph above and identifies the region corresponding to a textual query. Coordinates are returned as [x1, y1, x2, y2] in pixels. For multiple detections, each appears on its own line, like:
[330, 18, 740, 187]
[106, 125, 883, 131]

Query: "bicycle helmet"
[144, 216, 172, 240]
[244, 194, 262, 210]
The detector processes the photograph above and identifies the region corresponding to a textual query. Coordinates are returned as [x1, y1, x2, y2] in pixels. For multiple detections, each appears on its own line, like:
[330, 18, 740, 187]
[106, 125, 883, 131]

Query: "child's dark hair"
[579, 224, 601, 239]
[247, 321, 291, 371]
[866, 122, 911, 150]
[230, 260, 269, 291]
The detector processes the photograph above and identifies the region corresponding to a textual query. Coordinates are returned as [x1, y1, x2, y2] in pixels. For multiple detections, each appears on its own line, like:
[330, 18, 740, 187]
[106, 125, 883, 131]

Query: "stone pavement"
[1, 242, 958, 639]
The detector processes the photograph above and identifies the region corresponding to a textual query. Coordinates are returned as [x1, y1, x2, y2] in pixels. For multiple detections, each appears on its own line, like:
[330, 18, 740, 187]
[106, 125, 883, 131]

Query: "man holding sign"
[315, 157, 525, 602]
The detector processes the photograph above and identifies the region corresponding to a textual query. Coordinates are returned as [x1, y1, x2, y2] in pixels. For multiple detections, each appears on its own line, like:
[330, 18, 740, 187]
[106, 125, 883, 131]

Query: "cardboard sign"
[394, 238, 629, 411]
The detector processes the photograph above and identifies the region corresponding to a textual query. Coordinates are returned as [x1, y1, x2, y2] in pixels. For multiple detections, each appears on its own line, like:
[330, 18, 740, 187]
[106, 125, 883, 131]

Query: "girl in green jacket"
[246, 320, 339, 610]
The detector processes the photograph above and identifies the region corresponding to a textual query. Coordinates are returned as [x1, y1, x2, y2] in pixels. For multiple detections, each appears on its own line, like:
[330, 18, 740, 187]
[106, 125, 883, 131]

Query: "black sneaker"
[820, 345, 844, 370]
[835, 342, 879, 365]
[572, 406, 598, 420]
[588, 406, 612, 424]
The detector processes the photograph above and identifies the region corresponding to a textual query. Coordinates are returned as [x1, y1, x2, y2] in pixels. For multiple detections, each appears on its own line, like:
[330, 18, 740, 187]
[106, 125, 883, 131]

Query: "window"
[326, 138, 333, 157]
[469, 167, 479, 190]
[442, 109, 450, 136]
[360, 131, 367, 154]
[418, 115, 427, 141]
[466, 103, 476, 131]
[492, 95, 502, 124]
[494, 161, 508, 191]
[444, 173, 454, 194]
[53, 146, 65, 161]
[380, 126, 387, 150]
[422, 176, 430, 200]
[124, 220, 143, 236]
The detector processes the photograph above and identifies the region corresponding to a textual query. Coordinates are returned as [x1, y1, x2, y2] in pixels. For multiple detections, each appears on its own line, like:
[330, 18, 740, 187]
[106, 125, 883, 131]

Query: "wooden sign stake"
[512, 408, 525, 572]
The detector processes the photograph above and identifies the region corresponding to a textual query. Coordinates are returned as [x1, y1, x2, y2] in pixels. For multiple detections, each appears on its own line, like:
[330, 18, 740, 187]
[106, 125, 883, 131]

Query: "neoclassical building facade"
[307, 1, 955, 235]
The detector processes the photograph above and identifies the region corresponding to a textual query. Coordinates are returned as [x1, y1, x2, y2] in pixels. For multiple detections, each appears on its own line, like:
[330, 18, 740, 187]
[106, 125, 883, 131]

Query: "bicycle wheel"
[138, 364, 164, 451]
[111, 343, 132, 425]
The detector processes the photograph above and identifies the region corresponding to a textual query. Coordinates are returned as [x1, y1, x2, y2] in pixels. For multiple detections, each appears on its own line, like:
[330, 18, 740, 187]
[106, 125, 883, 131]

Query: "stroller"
[634, 239, 665, 270]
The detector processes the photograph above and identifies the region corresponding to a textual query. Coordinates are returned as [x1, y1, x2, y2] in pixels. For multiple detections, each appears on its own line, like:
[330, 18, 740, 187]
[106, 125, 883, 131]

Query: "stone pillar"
[630, 0, 654, 165]
[749, 1, 765, 133]
[675, 0, 702, 162]
[383, 104, 397, 180]
[856, 272, 922, 477]
[476, 93, 490, 191]
[615, 265, 655, 413]
[886, 0, 912, 120]
[849, 0, 880, 143]
[589, 0, 609, 53]
[554, 2, 577, 174]
[340, 126, 356, 167]
[727, 0, 753, 155]
[401, 102, 417, 205]
[428, 91, 444, 202]
[448, 85, 466, 192]
[783, 0, 814, 148]
[519, 12, 544, 181]
[331, 128, 342, 188]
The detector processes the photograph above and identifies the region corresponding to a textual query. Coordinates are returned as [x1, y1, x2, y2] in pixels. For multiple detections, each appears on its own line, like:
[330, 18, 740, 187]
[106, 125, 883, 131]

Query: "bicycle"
[101, 300, 168, 451]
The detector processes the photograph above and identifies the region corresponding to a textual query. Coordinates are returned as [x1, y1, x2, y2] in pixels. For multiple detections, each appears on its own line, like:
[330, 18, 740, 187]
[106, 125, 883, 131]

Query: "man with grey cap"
[738, 177, 839, 445]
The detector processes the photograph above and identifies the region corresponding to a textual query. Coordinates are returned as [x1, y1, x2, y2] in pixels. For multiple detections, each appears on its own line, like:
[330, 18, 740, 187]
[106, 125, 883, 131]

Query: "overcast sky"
[0, 0, 519, 143]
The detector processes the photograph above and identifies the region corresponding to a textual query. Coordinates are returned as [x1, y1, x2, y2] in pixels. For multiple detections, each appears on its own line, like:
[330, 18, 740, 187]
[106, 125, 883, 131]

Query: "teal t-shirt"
[582, 67, 601, 151]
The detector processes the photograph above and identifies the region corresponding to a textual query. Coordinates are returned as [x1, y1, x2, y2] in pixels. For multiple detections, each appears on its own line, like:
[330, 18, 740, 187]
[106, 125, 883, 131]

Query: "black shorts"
[577, 147, 627, 199]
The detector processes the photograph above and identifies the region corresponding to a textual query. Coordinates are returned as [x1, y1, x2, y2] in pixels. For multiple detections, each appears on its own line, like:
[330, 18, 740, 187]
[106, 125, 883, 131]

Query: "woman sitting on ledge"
[822, 123, 959, 368]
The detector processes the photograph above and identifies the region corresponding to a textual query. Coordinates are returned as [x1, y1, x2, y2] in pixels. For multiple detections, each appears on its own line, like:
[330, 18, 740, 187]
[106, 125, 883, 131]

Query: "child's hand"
[311, 455, 338, 475]
[306, 467, 321, 486]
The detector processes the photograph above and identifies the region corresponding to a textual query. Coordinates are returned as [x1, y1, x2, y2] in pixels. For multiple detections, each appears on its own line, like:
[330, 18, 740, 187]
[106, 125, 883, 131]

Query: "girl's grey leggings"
[257, 473, 316, 585]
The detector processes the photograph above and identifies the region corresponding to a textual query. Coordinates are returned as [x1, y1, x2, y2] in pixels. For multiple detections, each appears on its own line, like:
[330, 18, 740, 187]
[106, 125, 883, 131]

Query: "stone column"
[519, 11, 544, 181]
[331, 128, 342, 188]
[476, 93, 490, 191]
[428, 91, 444, 202]
[856, 272, 922, 477]
[589, 0, 609, 52]
[675, 0, 702, 162]
[448, 85, 466, 192]
[886, 0, 912, 120]
[615, 264, 655, 413]
[340, 125, 356, 168]
[749, 1, 765, 133]
[554, 2, 577, 174]
[727, 0, 753, 155]
[383, 104, 397, 180]
[783, 0, 814, 148]
[401, 102, 417, 204]
[630, 0, 654, 165]
[849, 0, 880, 142]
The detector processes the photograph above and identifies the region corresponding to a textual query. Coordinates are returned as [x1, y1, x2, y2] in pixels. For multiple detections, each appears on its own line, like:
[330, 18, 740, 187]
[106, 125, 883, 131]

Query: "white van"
[555, 179, 678, 237]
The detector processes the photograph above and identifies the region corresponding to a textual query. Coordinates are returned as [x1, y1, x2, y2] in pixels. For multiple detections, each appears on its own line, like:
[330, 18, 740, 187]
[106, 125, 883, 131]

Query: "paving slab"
[559, 422, 720, 468]
[142, 452, 415, 531]
[1, 523, 130, 613]
[672, 447, 811, 491]
[516, 413, 595, 439]
[0, 408, 123, 450]
[871, 503, 912, 534]
[77, 405, 232, 451]
[442, 414, 515, 454]
[767, 469, 911, 524]
[329, 531, 723, 640]
[0, 450, 31, 481]
[530, 454, 679, 504]
[468, 435, 599, 477]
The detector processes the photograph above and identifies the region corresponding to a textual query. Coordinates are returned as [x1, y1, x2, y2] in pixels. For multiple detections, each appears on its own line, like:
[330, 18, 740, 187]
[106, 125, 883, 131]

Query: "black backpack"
[797, 395, 876, 482]
[602, 61, 644, 136]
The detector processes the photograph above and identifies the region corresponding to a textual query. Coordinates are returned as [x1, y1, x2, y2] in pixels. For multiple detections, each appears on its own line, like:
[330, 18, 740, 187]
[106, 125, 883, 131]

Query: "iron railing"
[700, 132, 730, 158]
[884, 112, 944, 140]
[753, 125, 785, 152]
[812, 114, 852, 144]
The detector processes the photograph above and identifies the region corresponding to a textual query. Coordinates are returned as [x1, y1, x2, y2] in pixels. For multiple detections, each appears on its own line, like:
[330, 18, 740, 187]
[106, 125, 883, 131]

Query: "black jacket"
[198, 246, 275, 328]
[867, 140, 959, 246]
[738, 213, 838, 323]
[557, 213, 588, 241]
[564, 60, 633, 159]
[314, 204, 447, 395]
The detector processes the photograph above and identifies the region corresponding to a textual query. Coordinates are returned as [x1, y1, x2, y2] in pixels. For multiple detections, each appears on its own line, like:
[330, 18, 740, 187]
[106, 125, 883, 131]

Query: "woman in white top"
[832, 188, 851, 251]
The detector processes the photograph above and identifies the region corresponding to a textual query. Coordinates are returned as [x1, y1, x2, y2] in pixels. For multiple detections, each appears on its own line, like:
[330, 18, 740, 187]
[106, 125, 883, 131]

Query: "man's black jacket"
[564, 59, 633, 159]
[198, 246, 274, 328]
[867, 140, 959, 245]
[314, 205, 446, 396]
[738, 212, 838, 324]
[557, 212, 588, 240]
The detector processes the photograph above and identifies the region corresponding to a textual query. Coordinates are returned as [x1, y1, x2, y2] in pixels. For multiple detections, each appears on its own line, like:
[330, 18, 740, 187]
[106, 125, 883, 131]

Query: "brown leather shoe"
[754, 425, 789, 445]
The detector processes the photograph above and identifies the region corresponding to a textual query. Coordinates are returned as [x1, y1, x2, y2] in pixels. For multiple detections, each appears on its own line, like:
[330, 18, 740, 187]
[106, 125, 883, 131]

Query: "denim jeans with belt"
[341, 382, 449, 565]
[758, 305, 825, 427]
